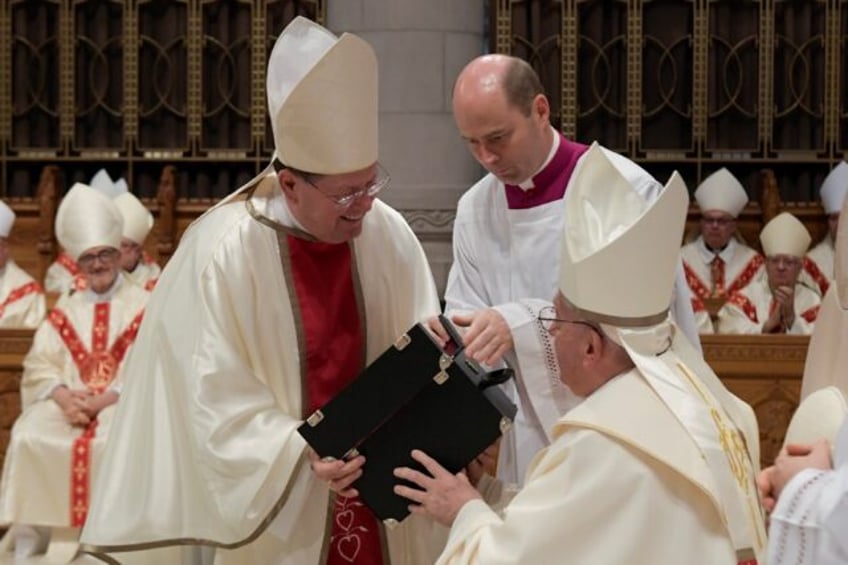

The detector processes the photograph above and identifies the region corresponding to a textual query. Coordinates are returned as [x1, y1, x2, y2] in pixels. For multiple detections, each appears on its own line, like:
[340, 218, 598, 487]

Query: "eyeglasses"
[701, 216, 734, 227]
[78, 248, 119, 268]
[301, 163, 391, 209]
[537, 306, 604, 338]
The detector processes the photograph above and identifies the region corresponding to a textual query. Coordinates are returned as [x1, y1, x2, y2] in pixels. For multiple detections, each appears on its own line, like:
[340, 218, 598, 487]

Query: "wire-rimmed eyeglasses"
[537, 305, 604, 338]
[300, 163, 391, 209]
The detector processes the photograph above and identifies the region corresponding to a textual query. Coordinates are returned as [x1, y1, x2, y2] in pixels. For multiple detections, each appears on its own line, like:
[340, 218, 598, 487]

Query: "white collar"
[696, 236, 737, 264]
[517, 126, 560, 191]
[266, 180, 308, 232]
[83, 273, 124, 303]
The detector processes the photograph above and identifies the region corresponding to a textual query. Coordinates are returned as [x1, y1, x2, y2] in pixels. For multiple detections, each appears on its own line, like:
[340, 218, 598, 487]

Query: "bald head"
[453, 55, 544, 117]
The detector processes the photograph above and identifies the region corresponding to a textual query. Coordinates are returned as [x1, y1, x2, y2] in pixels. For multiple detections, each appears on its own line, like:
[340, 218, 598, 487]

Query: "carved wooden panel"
[492, 0, 844, 202]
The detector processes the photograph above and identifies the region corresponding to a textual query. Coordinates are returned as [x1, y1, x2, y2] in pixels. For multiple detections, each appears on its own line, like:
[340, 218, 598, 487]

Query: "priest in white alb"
[681, 167, 764, 333]
[0, 183, 148, 561]
[395, 144, 767, 565]
[717, 212, 820, 334]
[79, 17, 444, 565]
[439, 54, 701, 488]
[0, 200, 45, 328]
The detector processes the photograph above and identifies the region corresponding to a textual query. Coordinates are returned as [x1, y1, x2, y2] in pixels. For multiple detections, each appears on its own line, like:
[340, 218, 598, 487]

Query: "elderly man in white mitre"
[0, 183, 149, 561]
[0, 200, 46, 327]
[801, 161, 848, 296]
[394, 144, 767, 564]
[681, 168, 764, 333]
[717, 212, 821, 334]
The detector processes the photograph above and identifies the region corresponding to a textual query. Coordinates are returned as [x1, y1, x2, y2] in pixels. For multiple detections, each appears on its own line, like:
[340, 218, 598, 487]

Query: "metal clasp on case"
[394, 334, 411, 351]
[499, 417, 512, 433]
[306, 410, 324, 427]
[433, 371, 449, 385]
[383, 518, 399, 530]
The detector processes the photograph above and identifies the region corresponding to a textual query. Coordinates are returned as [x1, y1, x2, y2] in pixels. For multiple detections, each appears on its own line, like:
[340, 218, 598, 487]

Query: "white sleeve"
[769, 466, 848, 564]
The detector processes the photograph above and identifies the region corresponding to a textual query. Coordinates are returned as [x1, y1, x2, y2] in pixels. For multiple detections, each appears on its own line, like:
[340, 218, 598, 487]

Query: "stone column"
[326, 0, 485, 297]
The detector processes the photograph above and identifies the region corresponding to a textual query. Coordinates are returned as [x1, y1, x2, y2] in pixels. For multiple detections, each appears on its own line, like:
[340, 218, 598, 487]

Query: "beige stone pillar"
[326, 0, 485, 296]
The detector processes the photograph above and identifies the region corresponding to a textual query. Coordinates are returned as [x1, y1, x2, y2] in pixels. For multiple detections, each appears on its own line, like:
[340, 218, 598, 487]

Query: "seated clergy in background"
[801, 161, 848, 296]
[43, 170, 127, 295]
[0, 183, 149, 560]
[43, 249, 80, 295]
[89, 169, 161, 291]
[717, 212, 820, 334]
[0, 200, 45, 328]
[395, 145, 767, 564]
[681, 167, 764, 334]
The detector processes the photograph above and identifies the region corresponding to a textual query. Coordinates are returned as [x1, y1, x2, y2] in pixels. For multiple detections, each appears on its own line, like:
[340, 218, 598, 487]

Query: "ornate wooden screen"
[1, 0, 324, 199]
[490, 0, 846, 202]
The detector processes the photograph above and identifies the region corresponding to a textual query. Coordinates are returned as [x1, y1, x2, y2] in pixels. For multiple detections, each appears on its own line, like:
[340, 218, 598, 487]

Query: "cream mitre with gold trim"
[695, 167, 748, 218]
[759, 212, 811, 258]
[558, 141, 688, 336]
[0, 200, 15, 238]
[224, 16, 378, 206]
[56, 183, 123, 260]
[820, 161, 848, 214]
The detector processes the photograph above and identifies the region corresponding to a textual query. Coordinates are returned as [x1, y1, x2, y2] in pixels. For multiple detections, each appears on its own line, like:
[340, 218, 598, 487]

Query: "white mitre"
[114, 192, 154, 245]
[56, 183, 123, 260]
[820, 161, 848, 214]
[0, 200, 15, 238]
[90, 169, 129, 199]
[784, 386, 847, 447]
[558, 142, 689, 348]
[227, 16, 378, 203]
[694, 167, 748, 218]
[759, 212, 811, 258]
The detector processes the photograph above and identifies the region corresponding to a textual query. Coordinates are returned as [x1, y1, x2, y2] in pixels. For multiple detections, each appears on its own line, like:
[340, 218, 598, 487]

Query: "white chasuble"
[716, 277, 821, 335]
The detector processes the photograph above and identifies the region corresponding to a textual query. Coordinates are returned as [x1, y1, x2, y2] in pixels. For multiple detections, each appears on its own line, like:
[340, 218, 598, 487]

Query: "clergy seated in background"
[79, 17, 444, 565]
[801, 161, 848, 297]
[88, 169, 161, 291]
[394, 145, 767, 564]
[717, 212, 820, 334]
[0, 200, 45, 328]
[43, 249, 82, 295]
[681, 167, 764, 334]
[0, 182, 148, 561]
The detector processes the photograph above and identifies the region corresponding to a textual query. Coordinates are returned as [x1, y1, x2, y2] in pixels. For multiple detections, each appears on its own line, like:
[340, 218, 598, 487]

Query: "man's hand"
[51, 386, 91, 427]
[394, 449, 482, 527]
[768, 440, 832, 501]
[81, 390, 119, 419]
[757, 466, 777, 513]
[308, 449, 366, 498]
[774, 285, 796, 329]
[424, 316, 450, 348]
[451, 309, 512, 366]
[465, 440, 499, 487]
